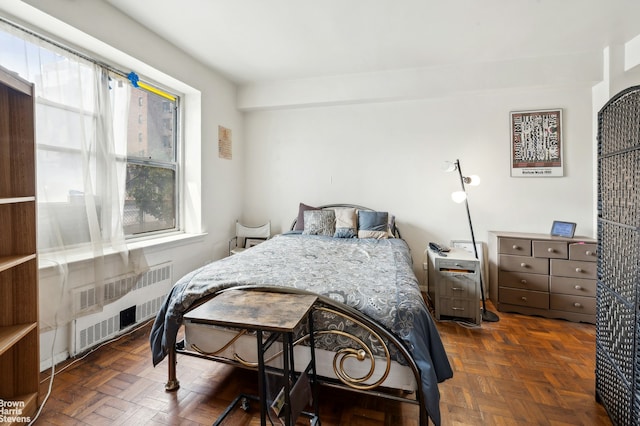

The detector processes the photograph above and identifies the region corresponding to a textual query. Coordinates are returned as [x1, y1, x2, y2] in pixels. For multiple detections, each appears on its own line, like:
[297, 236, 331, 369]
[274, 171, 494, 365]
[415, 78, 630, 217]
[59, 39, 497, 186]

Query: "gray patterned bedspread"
[150, 233, 452, 424]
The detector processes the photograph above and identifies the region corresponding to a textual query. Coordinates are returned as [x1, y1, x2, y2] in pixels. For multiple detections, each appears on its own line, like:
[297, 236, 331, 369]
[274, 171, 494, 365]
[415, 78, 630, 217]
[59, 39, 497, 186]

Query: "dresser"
[488, 231, 596, 324]
[426, 248, 481, 325]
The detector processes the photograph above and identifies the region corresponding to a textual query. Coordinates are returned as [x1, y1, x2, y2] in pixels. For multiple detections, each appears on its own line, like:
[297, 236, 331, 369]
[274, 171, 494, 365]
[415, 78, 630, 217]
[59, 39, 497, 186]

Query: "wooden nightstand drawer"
[499, 238, 531, 256]
[439, 298, 476, 318]
[550, 259, 597, 279]
[550, 294, 596, 315]
[549, 276, 596, 297]
[440, 275, 477, 298]
[498, 270, 548, 292]
[499, 287, 549, 309]
[568, 243, 597, 262]
[533, 240, 568, 259]
[437, 258, 478, 272]
[499, 254, 549, 275]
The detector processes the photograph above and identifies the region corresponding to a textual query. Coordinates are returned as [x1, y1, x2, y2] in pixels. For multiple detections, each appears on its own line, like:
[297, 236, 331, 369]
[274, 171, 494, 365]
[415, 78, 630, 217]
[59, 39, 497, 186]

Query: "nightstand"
[425, 248, 481, 325]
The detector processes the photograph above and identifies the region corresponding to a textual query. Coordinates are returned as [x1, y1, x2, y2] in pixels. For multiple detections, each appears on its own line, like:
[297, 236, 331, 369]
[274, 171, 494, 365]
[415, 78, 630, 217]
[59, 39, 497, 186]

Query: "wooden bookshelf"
[0, 65, 39, 424]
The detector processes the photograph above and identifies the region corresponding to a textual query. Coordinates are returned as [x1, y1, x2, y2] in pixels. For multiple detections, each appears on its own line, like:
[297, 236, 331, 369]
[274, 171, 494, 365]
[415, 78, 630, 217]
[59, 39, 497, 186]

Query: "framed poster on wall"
[510, 109, 563, 177]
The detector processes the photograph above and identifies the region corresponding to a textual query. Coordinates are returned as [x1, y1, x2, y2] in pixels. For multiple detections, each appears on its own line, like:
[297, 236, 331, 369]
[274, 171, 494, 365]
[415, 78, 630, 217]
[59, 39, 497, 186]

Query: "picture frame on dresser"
[550, 220, 576, 238]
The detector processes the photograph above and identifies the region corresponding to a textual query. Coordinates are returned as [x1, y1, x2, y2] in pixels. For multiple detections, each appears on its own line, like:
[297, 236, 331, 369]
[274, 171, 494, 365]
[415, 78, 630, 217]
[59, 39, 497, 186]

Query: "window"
[124, 85, 177, 235]
[0, 22, 180, 251]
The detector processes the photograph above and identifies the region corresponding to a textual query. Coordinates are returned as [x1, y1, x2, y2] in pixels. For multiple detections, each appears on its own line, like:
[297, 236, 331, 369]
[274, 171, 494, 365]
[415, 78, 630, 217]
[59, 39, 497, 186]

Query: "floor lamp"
[446, 159, 499, 323]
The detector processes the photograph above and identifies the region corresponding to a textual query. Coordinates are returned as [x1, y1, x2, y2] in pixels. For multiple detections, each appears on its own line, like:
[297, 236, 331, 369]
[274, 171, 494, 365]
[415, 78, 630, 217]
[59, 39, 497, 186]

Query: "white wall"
[243, 86, 595, 278]
[240, 43, 640, 284]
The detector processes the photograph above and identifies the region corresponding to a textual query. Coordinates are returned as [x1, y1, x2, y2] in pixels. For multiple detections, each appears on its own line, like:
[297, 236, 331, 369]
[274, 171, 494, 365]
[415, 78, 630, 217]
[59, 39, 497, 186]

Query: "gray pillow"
[357, 210, 389, 239]
[303, 210, 336, 236]
[294, 203, 319, 231]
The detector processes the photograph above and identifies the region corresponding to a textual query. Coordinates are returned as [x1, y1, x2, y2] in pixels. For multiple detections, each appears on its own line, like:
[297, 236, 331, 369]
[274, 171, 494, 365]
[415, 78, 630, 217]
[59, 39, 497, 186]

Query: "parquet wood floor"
[34, 301, 611, 425]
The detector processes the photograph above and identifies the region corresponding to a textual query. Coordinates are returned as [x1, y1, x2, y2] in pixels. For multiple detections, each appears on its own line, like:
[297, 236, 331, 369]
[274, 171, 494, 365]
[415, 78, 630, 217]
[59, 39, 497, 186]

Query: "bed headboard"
[290, 203, 402, 239]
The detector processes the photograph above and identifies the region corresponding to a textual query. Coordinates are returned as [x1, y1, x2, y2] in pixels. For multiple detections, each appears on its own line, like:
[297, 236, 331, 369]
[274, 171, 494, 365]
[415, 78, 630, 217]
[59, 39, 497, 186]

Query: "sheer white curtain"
[1, 22, 147, 330]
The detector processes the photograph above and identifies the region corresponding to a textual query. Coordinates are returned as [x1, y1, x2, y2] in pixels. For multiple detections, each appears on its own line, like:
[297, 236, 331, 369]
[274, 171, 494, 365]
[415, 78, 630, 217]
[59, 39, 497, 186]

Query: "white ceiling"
[105, 0, 640, 85]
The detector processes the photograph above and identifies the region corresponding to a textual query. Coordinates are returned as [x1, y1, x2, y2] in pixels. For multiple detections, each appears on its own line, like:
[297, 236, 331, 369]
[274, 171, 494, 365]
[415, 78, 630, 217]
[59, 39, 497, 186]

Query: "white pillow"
[332, 207, 357, 238]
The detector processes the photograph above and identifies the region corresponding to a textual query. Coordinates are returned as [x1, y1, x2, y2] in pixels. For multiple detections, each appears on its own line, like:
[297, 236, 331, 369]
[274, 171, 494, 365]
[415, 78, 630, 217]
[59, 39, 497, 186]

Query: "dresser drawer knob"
[574, 285, 582, 290]
[575, 267, 583, 273]
[452, 307, 465, 311]
[521, 296, 527, 301]
[521, 279, 528, 285]
[520, 263, 527, 268]
[573, 302, 582, 308]
[585, 251, 593, 256]
[512, 245, 519, 250]
[547, 248, 554, 253]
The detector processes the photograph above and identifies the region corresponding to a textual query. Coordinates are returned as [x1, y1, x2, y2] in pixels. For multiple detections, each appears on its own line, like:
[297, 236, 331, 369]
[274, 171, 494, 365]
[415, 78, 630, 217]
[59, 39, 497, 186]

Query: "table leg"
[308, 310, 320, 423]
[283, 332, 292, 425]
[257, 329, 266, 426]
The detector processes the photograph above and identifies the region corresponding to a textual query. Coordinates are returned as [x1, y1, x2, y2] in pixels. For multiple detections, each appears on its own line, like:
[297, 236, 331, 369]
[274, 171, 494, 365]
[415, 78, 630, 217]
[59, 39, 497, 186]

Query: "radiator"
[72, 262, 172, 355]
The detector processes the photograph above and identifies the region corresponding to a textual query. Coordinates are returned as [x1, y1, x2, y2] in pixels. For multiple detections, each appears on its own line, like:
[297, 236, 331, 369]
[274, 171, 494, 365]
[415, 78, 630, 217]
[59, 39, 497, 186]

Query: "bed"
[149, 204, 453, 425]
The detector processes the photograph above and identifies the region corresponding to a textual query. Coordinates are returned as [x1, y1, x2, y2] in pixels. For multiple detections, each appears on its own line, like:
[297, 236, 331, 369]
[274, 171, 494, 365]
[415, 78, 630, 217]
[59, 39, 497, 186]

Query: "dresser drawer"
[440, 274, 477, 298]
[549, 276, 596, 297]
[568, 243, 597, 262]
[498, 270, 548, 292]
[550, 294, 596, 315]
[532, 240, 568, 259]
[439, 298, 476, 318]
[499, 254, 549, 275]
[499, 287, 549, 309]
[550, 259, 597, 279]
[499, 238, 531, 256]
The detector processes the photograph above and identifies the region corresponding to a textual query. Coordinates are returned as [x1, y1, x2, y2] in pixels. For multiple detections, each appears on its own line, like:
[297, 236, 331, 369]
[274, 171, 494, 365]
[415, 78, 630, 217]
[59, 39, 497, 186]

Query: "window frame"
[122, 79, 181, 239]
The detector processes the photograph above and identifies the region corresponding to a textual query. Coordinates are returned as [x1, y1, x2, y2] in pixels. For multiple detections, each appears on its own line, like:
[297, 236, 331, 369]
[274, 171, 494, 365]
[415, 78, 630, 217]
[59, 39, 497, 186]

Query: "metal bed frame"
[163, 204, 429, 424]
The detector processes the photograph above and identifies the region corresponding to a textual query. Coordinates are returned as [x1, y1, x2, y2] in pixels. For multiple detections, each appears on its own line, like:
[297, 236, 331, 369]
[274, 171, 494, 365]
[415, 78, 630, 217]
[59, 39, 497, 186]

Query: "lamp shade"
[443, 161, 458, 173]
[451, 191, 467, 203]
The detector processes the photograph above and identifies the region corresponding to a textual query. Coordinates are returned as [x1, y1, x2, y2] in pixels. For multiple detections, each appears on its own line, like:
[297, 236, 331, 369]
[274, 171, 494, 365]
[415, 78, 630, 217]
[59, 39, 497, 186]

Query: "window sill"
[127, 231, 207, 252]
[38, 231, 207, 271]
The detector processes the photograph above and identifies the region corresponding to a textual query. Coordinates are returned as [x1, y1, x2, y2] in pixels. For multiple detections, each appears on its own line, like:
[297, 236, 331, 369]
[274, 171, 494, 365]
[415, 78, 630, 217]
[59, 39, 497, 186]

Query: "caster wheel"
[241, 397, 250, 411]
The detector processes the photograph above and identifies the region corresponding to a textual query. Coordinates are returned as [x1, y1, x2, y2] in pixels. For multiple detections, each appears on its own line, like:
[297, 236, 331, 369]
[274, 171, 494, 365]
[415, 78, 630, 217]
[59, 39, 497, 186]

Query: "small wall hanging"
[218, 125, 232, 160]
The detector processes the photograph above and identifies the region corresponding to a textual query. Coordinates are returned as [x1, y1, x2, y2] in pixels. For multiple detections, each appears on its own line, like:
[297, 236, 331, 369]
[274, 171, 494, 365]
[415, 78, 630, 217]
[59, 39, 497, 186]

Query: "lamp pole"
[455, 159, 499, 322]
